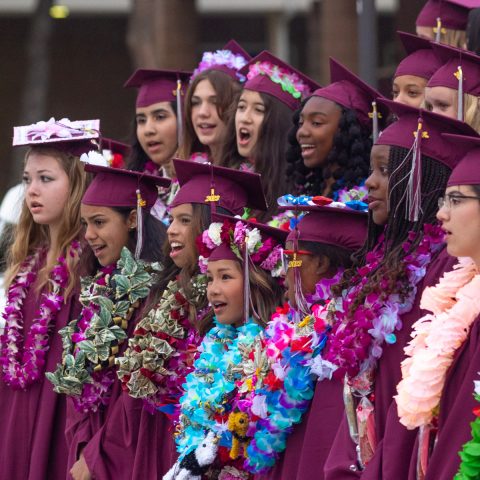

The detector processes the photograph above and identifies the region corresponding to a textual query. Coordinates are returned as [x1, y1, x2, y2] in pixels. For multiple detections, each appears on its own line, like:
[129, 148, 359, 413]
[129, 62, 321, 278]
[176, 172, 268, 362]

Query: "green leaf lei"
[455, 390, 480, 479]
[47, 248, 161, 411]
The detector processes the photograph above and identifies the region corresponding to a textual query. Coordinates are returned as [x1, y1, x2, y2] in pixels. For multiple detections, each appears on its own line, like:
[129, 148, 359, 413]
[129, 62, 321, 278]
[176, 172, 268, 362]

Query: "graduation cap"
[239, 50, 320, 110]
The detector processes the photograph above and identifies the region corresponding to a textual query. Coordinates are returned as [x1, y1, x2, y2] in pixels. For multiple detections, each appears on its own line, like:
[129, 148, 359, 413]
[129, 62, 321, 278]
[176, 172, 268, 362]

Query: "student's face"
[191, 79, 227, 150]
[296, 96, 342, 169]
[284, 241, 323, 308]
[166, 203, 198, 269]
[235, 89, 265, 159]
[136, 101, 178, 168]
[424, 86, 458, 118]
[23, 153, 69, 229]
[207, 259, 244, 326]
[365, 144, 390, 226]
[392, 75, 427, 108]
[81, 205, 135, 266]
[437, 184, 480, 263]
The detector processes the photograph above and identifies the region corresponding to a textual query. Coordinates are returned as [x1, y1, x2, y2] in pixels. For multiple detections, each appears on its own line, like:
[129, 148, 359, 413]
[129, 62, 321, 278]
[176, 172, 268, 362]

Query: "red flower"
[264, 371, 283, 390]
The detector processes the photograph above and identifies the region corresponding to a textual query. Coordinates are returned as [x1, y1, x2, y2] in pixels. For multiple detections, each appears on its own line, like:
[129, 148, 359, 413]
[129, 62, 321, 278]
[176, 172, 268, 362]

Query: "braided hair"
[286, 100, 372, 197]
[331, 146, 451, 313]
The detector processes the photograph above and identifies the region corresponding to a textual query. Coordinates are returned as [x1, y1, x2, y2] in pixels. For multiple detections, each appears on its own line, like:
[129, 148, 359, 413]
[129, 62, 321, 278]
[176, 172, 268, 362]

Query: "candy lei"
[0, 242, 81, 390]
[320, 224, 444, 384]
[455, 374, 480, 480]
[244, 270, 343, 474]
[173, 319, 263, 475]
[46, 247, 159, 412]
[115, 274, 207, 416]
[396, 257, 480, 430]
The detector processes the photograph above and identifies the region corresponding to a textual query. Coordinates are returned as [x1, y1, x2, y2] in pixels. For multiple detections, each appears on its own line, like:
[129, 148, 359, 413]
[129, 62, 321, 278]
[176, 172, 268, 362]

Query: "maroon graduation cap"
[239, 50, 320, 110]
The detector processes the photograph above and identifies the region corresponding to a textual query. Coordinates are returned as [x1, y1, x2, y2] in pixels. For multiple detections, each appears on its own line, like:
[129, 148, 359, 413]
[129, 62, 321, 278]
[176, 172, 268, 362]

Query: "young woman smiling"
[112, 160, 268, 476]
[47, 163, 170, 480]
[0, 118, 95, 480]
[179, 40, 250, 165]
[286, 58, 385, 200]
[164, 215, 286, 479]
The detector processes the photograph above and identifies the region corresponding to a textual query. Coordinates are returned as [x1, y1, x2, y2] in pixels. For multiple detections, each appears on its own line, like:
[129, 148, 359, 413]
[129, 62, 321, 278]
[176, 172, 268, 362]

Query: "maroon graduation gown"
[256, 378, 344, 480]
[73, 309, 177, 479]
[323, 248, 456, 479]
[0, 282, 81, 480]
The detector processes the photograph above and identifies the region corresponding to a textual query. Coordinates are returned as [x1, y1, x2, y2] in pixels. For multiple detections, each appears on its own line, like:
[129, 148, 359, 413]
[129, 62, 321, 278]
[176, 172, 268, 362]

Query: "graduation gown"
[323, 248, 456, 479]
[0, 281, 81, 480]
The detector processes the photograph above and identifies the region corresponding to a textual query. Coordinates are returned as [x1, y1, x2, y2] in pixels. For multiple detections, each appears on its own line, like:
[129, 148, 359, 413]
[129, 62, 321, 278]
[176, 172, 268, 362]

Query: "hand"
[70, 454, 92, 480]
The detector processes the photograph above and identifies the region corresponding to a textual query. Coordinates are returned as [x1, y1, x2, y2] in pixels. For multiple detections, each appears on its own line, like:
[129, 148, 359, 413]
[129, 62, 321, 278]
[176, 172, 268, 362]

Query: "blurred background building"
[0, 0, 422, 194]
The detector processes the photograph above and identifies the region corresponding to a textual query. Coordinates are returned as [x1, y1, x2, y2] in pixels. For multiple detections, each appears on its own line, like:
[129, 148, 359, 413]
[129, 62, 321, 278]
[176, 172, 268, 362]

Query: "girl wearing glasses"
[394, 133, 480, 480]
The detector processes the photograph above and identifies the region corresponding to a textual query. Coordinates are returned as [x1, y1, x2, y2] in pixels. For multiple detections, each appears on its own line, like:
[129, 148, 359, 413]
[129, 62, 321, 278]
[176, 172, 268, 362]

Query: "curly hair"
[286, 101, 372, 197]
[331, 146, 451, 313]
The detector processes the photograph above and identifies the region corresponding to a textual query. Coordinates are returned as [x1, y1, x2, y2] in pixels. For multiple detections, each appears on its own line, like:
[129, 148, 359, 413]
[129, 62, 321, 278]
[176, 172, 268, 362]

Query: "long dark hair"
[220, 91, 294, 220]
[79, 206, 167, 274]
[145, 203, 230, 335]
[286, 101, 372, 197]
[467, 8, 480, 55]
[125, 101, 178, 172]
[332, 146, 451, 312]
[179, 70, 242, 163]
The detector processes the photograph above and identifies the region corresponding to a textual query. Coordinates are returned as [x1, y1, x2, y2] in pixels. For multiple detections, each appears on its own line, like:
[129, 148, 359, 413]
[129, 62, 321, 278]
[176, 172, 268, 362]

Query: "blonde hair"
[464, 93, 480, 133]
[4, 146, 86, 298]
[440, 28, 467, 48]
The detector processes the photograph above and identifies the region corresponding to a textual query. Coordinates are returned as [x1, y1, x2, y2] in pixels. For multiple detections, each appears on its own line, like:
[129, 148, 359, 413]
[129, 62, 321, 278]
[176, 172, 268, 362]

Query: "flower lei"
[319, 224, 444, 384]
[396, 257, 480, 429]
[244, 270, 343, 474]
[46, 247, 160, 412]
[246, 61, 312, 101]
[115, 274, 207, 416]
[193, 48, 248, 82]
[0, 242, 81, 390]
[455, 374, 480, 479]
[173, 319, 263, 477]
[197, 219, 284, 278]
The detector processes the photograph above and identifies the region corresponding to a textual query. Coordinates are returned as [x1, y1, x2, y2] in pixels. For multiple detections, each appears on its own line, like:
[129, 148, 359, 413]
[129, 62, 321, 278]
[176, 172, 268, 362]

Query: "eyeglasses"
[438, 193, 480, 210]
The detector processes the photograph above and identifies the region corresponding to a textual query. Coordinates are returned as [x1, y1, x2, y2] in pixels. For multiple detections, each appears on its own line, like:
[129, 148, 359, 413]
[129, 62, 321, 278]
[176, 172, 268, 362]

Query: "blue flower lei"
[174, 318, 264, 458]
[244, 271, 342, 474]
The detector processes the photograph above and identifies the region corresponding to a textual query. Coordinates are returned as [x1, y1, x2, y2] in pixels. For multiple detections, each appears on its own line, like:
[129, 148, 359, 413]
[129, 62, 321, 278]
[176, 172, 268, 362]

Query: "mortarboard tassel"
[243, 237, 259, 324]
[134, 189, 146, 259]
[371, 101, 379, 143]
[176, 79, 183, 147]
[406, 120, 426, 222]
[434, 17, 442, 43]
[455, 66, 464, 122]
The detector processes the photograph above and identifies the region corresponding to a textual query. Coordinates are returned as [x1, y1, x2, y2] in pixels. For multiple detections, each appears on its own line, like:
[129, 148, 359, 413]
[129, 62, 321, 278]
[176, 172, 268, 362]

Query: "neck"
[162, 160, 176, 179]
[321, 163, 339, 197]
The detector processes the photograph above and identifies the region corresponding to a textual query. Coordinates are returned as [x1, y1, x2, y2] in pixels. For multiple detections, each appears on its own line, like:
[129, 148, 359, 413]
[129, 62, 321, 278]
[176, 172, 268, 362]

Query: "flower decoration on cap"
[277, 191, 368, 213]
[196, 219, 284, 278]
[246, 61, 312, 102]
[192, 47, 249, 82]
[80, 150, 109, 167]
[13, 117, 99, 146]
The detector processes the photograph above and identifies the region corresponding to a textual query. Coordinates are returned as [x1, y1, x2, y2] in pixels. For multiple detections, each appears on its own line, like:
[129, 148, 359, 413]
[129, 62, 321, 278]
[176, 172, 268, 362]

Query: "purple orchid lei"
[0, 241, 81, 390]
[319, 224, 444, 385]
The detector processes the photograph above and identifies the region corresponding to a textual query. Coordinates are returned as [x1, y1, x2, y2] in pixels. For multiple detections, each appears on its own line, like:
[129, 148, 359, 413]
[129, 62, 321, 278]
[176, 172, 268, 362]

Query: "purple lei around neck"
[321, 224, 444, 383]
[0, 242, 81, 389]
